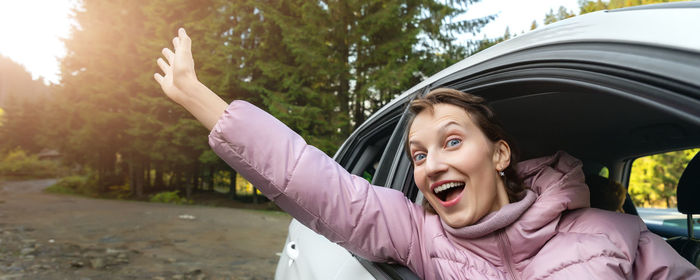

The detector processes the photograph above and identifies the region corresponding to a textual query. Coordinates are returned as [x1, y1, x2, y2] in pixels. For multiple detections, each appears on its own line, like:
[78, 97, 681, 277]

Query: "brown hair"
[405, 88, 527, 213]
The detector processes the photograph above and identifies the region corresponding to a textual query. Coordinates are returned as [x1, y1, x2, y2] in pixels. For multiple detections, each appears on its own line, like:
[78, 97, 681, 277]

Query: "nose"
[424, 152, 448, 179]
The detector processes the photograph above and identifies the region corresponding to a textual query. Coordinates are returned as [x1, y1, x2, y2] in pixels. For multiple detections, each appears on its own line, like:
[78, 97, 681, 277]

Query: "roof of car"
[369, 2, 700, 122]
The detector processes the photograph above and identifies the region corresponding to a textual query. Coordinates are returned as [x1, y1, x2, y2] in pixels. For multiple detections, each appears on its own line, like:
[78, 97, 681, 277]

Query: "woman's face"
[408, 103, 510, 228]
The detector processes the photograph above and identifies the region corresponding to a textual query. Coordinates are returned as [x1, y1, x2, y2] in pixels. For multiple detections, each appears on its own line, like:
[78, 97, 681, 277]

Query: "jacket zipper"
[497, 229, 519, 280]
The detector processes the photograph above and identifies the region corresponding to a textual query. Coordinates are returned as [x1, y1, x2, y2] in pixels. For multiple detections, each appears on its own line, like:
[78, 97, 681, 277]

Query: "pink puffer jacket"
[209, 101, 700, 279]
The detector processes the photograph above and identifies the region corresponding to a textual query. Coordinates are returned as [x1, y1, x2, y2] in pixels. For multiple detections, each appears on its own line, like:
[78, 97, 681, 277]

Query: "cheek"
[459, 141, 495, 168]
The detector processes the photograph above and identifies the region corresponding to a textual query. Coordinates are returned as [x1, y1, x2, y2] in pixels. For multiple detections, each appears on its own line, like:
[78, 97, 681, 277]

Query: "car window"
[629, 148, 700, 233]
[349, 132, 391, 182]
[340, 109, 403, 186]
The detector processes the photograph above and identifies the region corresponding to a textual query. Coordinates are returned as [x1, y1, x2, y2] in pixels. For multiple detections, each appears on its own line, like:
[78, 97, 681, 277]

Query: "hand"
[151, 27, 228, 130]
[154, 28, 199, 105]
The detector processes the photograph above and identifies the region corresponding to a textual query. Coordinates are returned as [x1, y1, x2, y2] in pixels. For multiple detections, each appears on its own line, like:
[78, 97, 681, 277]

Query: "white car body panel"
[275, 219, 374, 280]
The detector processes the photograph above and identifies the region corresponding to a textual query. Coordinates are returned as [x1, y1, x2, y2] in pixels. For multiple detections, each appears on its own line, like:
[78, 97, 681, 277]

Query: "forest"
[0, 0, 695, 208]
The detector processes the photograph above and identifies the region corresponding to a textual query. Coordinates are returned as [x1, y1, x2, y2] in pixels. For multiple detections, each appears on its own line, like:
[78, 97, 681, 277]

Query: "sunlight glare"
[0, 0, 75, 84]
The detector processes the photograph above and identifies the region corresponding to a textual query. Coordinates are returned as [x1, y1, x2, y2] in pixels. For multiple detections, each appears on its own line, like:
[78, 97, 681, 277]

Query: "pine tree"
[55, 0, 495, 198]
[224, 0, 494, 154]
[0, 55, 49, 153]
[58, 0, 152, 191]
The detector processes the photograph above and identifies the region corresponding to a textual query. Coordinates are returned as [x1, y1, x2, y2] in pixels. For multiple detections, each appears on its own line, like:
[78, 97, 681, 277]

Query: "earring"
[499, 171, 505, 177]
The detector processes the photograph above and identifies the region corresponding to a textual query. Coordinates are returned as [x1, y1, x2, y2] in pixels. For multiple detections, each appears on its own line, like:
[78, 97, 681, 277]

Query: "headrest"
[677, 152, 700, 214]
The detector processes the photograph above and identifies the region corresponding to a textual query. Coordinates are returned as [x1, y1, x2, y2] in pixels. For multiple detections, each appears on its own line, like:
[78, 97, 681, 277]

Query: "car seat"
[666, 151, 700, 268]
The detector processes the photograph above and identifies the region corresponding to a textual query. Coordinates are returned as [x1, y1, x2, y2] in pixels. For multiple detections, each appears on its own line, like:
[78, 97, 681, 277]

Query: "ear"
[492, 140, 511, 171]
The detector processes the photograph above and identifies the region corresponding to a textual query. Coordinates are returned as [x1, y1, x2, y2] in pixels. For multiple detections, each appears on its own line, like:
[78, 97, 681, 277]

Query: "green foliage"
[579, 0, 609, 14]
[544, 6, 575, 25]
[580, 0, 688, 14]
[149, 190, 191, 204]
[0, 148, 64, 178]
[163, 0, 494, 155]
[106, 184, 132, 199]
[45, 175, 97, 196]
[543, 0, 691, 25]
[0, 55, 50, 154]
[530, 20, 538, 31]
[469, 35, 507, 55]
[629, 148, 699, 208]
[27, 0, 493, 201]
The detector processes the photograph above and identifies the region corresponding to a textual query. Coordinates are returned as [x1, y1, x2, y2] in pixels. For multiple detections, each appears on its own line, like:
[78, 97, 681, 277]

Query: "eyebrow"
[408, 120, 462, 147]
[438, 121, 461, 134]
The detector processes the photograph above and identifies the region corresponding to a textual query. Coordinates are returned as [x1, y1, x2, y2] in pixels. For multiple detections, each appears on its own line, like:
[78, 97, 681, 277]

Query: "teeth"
[433, 182, 465, 194]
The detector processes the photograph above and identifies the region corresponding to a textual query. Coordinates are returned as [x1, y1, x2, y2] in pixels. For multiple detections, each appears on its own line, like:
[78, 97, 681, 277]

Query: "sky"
[461, 0, 580, 41]
[0, 0, 75, 85]
[0, 0, 580, 85]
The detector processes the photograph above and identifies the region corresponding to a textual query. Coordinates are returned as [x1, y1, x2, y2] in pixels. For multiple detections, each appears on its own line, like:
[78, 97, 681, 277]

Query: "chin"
[440, 213, 475, 228]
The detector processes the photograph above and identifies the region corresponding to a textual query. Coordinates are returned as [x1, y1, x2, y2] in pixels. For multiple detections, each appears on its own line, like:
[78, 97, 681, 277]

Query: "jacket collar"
[441, 190, 536, 239]
[440, 151, 588, 240]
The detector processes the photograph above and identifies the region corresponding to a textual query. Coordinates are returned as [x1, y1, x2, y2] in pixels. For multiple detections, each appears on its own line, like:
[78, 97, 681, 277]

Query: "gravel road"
[0, 179, 292, 280]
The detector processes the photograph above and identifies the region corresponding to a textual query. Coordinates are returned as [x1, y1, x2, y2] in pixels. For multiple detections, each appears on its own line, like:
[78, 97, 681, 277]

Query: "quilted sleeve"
[632, 223, 700, 279]
[207, 101, 426, 275]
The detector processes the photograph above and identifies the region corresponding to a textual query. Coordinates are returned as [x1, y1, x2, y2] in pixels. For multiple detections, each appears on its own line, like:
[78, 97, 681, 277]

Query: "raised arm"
[152, 28, 426, 274]
[153, 28, 227, 130]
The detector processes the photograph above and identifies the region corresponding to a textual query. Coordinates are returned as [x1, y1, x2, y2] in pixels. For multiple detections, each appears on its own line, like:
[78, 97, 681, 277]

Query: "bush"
[106, 184, 131, 199]
[0, 148, 64, 178]
[149, 190, 191, 204]
[45, 175, 97, 196]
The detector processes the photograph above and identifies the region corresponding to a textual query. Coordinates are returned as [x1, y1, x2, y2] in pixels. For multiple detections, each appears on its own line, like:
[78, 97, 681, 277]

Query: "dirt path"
[0, 179, 292, 280]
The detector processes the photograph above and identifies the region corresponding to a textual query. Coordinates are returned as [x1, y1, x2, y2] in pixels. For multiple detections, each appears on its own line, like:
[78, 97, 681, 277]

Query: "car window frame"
[333, 88, 424, 280]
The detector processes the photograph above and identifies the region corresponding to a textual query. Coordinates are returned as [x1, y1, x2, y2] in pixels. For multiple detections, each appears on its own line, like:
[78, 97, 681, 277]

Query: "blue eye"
[413, 153, 426, 162]
[447, 139, 461, 147]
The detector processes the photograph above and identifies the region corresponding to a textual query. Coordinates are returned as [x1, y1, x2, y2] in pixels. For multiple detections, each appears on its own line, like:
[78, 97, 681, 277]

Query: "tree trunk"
[97, 152, 106, 192]
[186, 169, 195, 200]
[252, 187, 259, 204]
[172, 170, 181, 191]
[208, 167, 215, 191]
[134, 158, 144, 198]
[168, 170, 175, 190]
[338, 3, 351, 138]
[154, 167, 165, 189]
[128, 159, 135, 196]
[229, 170, 237, 200]
[144, 160, 151, 189]
[128, 155, 144, 198]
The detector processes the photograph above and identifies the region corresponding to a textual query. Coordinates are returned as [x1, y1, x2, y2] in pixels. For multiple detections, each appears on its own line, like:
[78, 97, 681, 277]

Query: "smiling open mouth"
[433, 182, 465, 202]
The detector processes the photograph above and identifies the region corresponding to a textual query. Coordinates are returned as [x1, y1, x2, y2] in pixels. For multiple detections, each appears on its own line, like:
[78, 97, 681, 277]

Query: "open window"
[338, 102, 405, 186]
[628, 148, 700, 238]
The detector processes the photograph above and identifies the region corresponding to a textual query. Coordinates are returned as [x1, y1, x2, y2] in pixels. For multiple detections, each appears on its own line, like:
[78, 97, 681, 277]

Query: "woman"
[154, 28, 699, 279]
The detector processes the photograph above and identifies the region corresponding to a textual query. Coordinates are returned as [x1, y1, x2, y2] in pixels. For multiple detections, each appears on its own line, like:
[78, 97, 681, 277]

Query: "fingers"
[178, 27, 191, 50]
[172, 37, 179, 51]
[153, 28, 190, 89]
[153, 73, 164, 84]
[161, 48, 174, 65]
[156, 57, 170, 74]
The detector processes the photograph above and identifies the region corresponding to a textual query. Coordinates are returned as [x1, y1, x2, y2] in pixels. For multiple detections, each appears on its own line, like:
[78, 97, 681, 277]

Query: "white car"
[275, 2, 700, 279]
